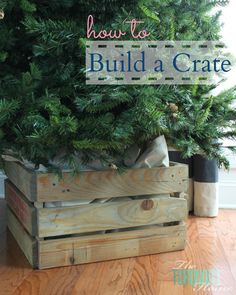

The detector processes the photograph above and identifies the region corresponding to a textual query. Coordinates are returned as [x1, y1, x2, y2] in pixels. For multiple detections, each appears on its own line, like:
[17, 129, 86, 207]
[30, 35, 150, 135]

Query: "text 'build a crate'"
[4, 161, 188, 269]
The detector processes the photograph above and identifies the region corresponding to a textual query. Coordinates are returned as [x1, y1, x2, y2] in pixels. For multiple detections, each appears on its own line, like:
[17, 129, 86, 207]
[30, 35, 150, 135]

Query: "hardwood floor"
[0, 199, 236, 295]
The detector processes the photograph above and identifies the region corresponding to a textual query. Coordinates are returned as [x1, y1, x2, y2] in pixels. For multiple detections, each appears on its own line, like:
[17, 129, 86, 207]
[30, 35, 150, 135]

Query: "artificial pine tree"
[0, 0, 235, 171]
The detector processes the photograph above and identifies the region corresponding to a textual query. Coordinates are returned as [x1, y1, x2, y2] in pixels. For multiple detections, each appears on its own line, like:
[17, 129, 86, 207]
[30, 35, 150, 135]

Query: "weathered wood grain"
[37, 196, 187, 237]
[7, 209, 38, 268]
[6, 200, 187, 269]
[5, 180, 36, 235]
[36, 163, 188, 202]
[4, 160, 188, 202]
[4, 161, 188, 270]
[38, 223, 186, 269]
[4, 161, 37, 201]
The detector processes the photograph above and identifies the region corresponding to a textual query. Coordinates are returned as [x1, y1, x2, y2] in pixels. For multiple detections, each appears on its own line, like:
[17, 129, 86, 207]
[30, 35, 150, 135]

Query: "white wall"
[211, 1, 236, 96]
[219, 152, 236, 208]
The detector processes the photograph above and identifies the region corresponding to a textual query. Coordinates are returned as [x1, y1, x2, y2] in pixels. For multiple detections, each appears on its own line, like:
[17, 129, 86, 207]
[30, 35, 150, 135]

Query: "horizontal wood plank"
[5, 179, 36, 236]
[36, 163, 188, 202]
[4, 161, 188, 202]
[38, 223, 186, 269]
[38, 196, 187, 237]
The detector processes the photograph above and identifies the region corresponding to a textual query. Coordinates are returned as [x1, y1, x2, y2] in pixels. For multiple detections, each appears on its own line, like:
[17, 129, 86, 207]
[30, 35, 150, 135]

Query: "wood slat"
[4, 160, 188, 202]
[4, 161, 188, 270]
[38, 223, 186, 269]
[6, 204, 186, 269]
[38, 196, 187, 237]
[4, 161, 37, 201]
[5, 180, 36, 236]
[7, 209, 38, 268]
[36, 163, 188, 202]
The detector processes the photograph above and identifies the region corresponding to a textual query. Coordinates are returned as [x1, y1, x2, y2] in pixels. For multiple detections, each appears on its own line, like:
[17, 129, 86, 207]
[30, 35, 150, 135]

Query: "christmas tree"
[0, 0, 235, 171]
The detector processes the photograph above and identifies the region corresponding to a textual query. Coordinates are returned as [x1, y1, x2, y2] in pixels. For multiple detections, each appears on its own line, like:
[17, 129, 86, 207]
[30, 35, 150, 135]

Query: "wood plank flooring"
[0, 200, 236, 295]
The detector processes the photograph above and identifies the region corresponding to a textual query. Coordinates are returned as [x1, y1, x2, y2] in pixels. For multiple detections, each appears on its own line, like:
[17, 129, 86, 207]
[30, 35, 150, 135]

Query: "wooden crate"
[5, 161, 188, 269]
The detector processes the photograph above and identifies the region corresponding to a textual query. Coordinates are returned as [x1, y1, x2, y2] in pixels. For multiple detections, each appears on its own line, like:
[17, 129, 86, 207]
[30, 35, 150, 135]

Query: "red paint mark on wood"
[5, 182, 29, 224]
[38, 176, 50, 186]
[74, 176, 80, 185]
[59, 179, 67, 188]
